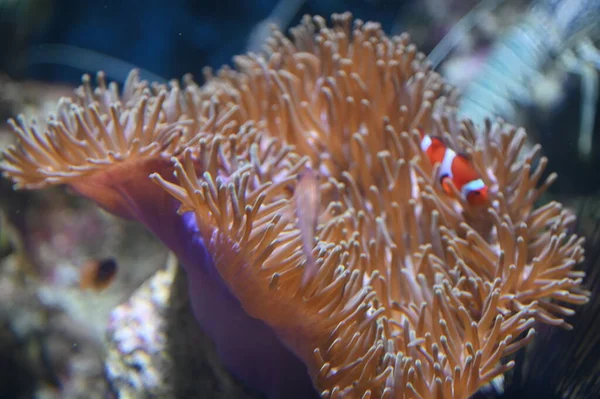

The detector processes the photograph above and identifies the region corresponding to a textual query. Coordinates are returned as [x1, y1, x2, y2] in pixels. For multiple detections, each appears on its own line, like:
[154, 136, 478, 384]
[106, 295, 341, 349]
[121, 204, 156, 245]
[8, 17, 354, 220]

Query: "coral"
[1, 12, 589, 399]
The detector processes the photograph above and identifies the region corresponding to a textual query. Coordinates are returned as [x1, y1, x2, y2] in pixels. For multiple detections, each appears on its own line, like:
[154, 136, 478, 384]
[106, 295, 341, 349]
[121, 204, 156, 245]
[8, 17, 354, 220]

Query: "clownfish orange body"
[418, 131, 489, 207]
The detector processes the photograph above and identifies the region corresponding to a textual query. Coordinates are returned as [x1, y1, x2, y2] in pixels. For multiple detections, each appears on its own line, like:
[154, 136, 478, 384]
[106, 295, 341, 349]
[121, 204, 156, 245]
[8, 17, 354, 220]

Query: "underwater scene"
[0, 0, 599, 398]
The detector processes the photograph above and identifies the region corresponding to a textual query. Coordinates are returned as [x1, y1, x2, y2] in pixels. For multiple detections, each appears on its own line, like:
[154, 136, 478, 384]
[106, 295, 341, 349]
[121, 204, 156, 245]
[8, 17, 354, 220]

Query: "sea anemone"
[1, 12, 589, 399]
[496, 207, 600, 398]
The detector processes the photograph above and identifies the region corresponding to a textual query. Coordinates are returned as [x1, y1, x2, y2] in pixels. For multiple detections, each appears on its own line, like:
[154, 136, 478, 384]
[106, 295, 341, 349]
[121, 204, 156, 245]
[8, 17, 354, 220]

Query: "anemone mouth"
[0, 12, 590, 399]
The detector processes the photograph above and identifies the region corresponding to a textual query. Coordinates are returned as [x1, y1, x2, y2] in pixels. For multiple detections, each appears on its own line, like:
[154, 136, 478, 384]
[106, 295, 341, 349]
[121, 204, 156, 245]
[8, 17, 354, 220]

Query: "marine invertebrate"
[1, 12, 589, 399]
[2, 65, 319, 399]
[497, 208, 600, 398]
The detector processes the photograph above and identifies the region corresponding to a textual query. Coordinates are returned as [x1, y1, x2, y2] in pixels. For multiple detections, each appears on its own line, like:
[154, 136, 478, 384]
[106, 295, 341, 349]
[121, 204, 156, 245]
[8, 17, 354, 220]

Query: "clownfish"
[418, 131, 489, 207]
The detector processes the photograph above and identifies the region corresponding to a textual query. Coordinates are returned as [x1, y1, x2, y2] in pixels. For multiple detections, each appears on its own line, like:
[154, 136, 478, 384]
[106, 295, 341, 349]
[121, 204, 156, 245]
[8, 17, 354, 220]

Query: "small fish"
[294, 167, 320, 287]
[419, 131, 489, 206]
[79, 257, 118, 292]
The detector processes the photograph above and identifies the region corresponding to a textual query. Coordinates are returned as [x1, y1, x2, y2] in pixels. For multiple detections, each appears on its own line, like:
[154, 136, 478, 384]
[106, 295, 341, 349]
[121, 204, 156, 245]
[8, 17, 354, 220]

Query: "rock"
[106, 255, 264, 399]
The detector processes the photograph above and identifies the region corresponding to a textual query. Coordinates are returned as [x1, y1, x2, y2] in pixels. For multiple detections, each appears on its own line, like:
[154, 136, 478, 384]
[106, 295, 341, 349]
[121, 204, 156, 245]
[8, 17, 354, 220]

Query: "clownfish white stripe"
[461, 178, 486, 198]
[420, 135, 432, 152]
[440, 147, 457, 179]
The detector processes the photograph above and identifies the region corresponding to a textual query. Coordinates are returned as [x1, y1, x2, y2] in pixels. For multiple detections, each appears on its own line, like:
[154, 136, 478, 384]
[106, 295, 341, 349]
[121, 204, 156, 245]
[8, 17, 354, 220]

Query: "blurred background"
[0, 0, 599, 398]
[1, 0, 474, 83]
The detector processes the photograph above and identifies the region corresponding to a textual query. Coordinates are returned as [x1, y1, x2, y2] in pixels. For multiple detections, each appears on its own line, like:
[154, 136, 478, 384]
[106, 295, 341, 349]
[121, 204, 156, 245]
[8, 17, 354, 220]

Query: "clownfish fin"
[440, 175, 454, 195]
